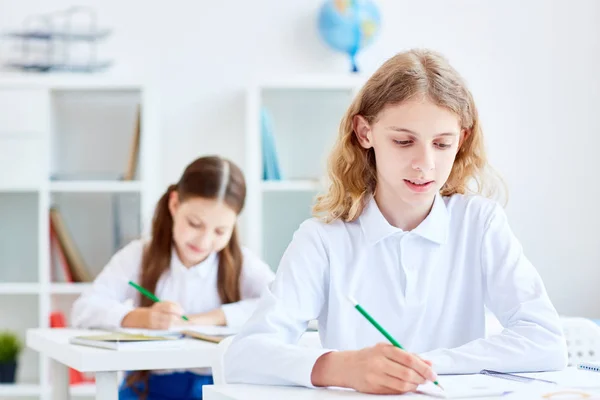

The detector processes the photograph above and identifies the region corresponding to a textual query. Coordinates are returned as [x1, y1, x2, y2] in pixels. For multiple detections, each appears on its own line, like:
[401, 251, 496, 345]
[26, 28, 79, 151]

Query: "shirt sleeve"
[224, 219, 334, 387]
[70, 240, 144, 329]
[221, 248, 276, 327]
[419, 203, 568, 374]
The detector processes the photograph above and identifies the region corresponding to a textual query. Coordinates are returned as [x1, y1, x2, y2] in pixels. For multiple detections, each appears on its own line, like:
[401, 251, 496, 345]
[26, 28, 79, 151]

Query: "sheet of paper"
[411, 370, 600, 399]
[181, 325, 239, 335]
[116, 327, 182, 337]
[116, 325, 238, 337]
[415, 374, 522, 399]
[520, 369, 600, 390]
[316, 371, 600, 399]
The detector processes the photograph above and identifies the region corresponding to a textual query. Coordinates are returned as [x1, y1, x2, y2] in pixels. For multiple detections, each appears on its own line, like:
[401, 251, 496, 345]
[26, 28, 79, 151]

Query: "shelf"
[0, 383, 41, 396]
[50, 283, 92, 294]
[0, 283, 40, 294]
[50, 181, 142, 193]
[261, 180, 322, 192]
[0, 383, 98, 397]
[0, 73, 143, 90]
[0, 283, 94, 294]
[70, 382, 96, 396]
[0, 185, 40, 192]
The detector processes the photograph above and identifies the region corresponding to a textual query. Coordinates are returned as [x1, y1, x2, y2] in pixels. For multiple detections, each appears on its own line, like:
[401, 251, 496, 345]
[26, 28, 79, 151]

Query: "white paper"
[520, 369, 600, 389]
[116, 325, 238, 337]
[415, 374, 522, 399]
[181, 325, 239, 335]
[413, 370, 600, 399]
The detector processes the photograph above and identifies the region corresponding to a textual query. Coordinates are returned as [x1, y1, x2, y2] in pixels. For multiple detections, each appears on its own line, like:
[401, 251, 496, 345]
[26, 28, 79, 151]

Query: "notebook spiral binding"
[578, 364, 600, 372]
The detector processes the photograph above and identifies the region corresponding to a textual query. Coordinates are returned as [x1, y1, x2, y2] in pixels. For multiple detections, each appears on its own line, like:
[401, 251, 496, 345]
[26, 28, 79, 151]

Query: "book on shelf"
[123, 104, 141, 181]
[111, 193, 140, 254]
[50, 224, 73, 283]
[49, 207, 93, 283]
[261, 107, 282, 181]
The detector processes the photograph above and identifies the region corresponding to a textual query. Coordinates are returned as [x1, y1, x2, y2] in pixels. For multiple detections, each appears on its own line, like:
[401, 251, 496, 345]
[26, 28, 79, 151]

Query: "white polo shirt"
[71, 239, 275, 330]
[224, 193, 567, 387]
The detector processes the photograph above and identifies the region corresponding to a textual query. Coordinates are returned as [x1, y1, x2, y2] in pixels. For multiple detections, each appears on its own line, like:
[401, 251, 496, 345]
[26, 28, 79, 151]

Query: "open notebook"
[69, 333, 184, 350]
[117, 325, 238, 343]
[415, 375, 518, 399]
[413, 369, 600, 399]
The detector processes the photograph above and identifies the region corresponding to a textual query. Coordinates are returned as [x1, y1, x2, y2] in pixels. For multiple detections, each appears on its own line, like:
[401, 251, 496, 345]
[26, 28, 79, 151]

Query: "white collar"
[170, 246, 217, 278]
[359, 193, 449, 245]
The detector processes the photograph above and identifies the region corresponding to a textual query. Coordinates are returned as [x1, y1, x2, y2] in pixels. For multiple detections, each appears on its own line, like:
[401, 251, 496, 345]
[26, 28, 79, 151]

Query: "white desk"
[203, 368, 600, 400]
[27, 328, 218, 400]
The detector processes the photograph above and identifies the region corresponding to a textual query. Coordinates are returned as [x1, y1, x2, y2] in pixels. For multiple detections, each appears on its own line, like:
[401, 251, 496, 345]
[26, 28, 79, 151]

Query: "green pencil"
[128, 281, 189, 321]
[347, 296, 443, 391]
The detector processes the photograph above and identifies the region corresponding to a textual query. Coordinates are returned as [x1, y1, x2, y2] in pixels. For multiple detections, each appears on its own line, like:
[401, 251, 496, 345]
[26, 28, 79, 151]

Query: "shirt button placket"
[395, 233, 408, 299]
[400, 234, 418, 305]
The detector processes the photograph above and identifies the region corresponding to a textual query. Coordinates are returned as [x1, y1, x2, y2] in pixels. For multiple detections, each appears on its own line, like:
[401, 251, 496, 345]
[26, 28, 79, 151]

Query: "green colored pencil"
[347, 296, 443, 390]
[128, 281, 189, 321]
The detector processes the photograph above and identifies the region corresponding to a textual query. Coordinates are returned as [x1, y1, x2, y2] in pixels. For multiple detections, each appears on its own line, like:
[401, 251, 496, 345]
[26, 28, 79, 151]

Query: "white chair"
[212, 331, 322, 385]
[561, 316, 600, 366]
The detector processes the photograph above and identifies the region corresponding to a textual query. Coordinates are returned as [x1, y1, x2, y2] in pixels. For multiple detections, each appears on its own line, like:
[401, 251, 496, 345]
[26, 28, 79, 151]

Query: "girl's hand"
[122, 301, 186, 330]
[311, 343, 437, 394]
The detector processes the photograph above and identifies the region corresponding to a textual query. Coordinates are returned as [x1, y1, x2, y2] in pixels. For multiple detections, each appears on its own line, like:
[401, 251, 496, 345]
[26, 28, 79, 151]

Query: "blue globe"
[317, 0, 381, 72]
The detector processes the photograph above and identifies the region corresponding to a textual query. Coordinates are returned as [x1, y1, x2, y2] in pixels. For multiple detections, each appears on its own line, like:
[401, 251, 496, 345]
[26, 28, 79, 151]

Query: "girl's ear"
[353, 115, 373, 149]
[458, 128, 469, 150]
[168, 190, 179, 217]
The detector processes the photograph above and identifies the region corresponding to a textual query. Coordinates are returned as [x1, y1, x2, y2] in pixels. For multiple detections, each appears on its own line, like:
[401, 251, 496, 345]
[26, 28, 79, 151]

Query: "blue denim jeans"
[119, 372, 214, 400]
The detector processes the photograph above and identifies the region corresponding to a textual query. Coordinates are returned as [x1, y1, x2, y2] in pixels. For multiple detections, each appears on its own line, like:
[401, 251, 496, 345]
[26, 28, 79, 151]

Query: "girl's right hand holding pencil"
[121, 301, 187, 330]
[311, 343, 437, 395]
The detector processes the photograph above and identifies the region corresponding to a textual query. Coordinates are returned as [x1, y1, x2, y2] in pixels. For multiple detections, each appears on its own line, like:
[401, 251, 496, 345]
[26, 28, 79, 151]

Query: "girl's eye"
[436, 143, 452, 149]
[393, 140, 412, 146]
[188, 220, 202, 228]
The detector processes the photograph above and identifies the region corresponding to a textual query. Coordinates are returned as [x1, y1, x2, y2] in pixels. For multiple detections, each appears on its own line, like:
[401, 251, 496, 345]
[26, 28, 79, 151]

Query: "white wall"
[1, 0, 599, 318]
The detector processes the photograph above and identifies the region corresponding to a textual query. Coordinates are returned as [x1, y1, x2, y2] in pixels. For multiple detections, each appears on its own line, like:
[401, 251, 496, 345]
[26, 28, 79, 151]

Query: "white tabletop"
[27, 328, 218, 372]
[203, 368, 600, 400]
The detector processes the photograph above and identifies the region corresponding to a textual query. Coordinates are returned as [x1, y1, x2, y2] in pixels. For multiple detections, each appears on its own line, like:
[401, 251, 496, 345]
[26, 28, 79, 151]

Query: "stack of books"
[261, 108, 282, 181]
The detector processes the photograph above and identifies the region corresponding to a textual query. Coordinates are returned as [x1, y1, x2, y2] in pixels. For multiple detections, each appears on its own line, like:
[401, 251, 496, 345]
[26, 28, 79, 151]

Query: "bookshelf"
[0, 73, 160, 399]
[243, 75, 366, 271]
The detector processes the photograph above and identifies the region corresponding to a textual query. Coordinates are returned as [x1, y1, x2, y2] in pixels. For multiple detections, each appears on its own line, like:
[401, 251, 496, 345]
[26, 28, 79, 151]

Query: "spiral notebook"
[578, 361, 600, 372]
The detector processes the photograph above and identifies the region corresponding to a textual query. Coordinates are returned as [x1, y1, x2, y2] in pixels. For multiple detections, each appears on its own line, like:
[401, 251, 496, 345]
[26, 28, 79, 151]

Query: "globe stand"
[350, 54, 359, 73]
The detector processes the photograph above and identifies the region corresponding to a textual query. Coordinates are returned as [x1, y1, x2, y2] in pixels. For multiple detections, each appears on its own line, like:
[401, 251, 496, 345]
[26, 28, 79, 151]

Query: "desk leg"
[50, 359, 70, 400]
[95, 371, 119, 400]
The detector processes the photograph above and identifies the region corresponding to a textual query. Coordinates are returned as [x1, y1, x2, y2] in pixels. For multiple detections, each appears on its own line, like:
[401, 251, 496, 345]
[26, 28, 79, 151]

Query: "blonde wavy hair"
[313, 48, 505, 223]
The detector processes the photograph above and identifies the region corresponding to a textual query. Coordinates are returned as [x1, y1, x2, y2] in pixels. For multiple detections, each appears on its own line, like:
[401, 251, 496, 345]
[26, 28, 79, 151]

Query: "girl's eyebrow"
[387, 126, 459, 137]
[189, 216, 229, 230]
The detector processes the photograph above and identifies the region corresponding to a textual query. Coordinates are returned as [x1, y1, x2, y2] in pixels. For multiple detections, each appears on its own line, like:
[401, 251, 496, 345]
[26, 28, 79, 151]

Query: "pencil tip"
[346, 295, 358, 306]
[436, 382, 444, 391]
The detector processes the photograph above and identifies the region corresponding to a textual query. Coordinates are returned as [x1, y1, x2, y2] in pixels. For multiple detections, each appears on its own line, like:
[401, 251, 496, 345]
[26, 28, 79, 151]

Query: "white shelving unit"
[0, 383, 41, 397]
[0, 382, 95, 398]
[49, 181, 143, 193]
[243, 75, 366, 271]
[0, 73, 160, 400]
